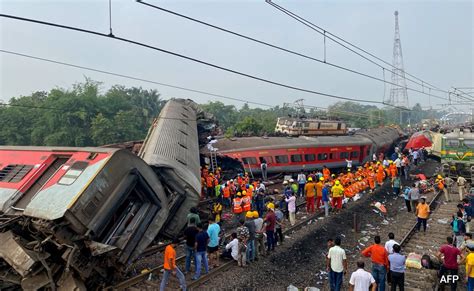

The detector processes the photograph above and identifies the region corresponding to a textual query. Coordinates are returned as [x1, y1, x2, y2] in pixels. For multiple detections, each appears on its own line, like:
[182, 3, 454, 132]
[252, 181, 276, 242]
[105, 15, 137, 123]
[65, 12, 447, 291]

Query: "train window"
[304, 154, 315, 162]
[329, 153, 334, 160]
[259, 156, 273, 164]
[58, 161, 89, 185]
[0, 164, 33, 183]
[275, 155, 289, 164]
[340, 152, 349, 159]
[351, 151, 359, 158]
[304, 122, 310, 127]
[446, 139, 459, 147]
[291, 154, 303, 163]
[464, 140, 474, 148]
[317, 153, 328, 161]
[242, 157, 257, 165]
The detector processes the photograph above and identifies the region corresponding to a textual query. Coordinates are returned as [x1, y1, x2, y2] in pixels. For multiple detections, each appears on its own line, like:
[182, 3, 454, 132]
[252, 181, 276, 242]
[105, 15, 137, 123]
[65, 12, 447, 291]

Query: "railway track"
[395, 188, 460, 290]
[110, 199, 310, 290]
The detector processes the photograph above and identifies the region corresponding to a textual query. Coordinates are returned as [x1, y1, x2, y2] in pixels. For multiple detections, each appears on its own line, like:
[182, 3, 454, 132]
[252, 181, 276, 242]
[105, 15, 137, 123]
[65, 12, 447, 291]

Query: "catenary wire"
[137, 0, 449, 101]
[267, 0, 449, 94]
[0, 49, 386, 120]
[0, 13, 411, 109]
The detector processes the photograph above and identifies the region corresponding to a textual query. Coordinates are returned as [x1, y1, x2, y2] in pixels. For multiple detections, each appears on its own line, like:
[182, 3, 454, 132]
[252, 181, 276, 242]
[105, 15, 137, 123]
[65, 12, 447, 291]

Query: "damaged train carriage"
[0, 147, 169, 290]
[0, 99, 203, 289]
[138, 98, 201, 238]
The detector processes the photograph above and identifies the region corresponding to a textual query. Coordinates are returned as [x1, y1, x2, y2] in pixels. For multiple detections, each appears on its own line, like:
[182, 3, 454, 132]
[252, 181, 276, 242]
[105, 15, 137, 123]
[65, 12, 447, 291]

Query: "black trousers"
[274, 227, 283, 243]
[390, 271, 404, 291]
[405, 199, 411, 212]
[439, 266, 458, 291]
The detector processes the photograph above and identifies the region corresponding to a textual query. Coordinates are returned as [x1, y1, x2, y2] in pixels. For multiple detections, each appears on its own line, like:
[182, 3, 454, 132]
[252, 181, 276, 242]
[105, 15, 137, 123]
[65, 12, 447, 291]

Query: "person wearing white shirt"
[384, 232, 398, 254]
[345, 159, 352, 170]
[224, 233, 239, 261]
[349, 261, 376, 291]
[327, 237, 347, 291]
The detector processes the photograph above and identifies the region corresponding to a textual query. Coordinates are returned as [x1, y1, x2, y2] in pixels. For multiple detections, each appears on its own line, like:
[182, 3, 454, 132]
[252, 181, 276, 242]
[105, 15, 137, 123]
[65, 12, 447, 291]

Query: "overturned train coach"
[212, 127, 400, 174]
[0, 99, 201, 290]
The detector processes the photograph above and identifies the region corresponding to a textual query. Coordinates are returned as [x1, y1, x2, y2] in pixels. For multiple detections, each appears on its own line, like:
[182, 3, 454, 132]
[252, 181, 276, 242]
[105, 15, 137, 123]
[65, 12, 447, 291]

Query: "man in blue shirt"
[207, 218, 221, 268]
[193, 223, 209, 280]
[388, 244, 406, 290]
[322, 183, 330, 217]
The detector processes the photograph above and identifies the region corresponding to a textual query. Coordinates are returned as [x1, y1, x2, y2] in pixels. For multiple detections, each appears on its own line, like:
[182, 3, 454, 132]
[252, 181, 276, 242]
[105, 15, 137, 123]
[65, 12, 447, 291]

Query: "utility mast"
[387, 11, 409, 109]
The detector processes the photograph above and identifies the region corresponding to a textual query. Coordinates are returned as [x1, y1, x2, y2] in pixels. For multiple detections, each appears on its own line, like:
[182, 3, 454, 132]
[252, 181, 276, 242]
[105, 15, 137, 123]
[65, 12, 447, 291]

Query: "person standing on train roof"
[305, 177, 316, 213]
[323, 166, 331, 181]
[316, 177, 324, 210]
[297, 170, 306, 197]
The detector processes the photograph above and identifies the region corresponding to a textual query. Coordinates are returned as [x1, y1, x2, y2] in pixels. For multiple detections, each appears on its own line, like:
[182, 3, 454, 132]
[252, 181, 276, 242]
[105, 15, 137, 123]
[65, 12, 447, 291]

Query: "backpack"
[452, 219, 459, 233]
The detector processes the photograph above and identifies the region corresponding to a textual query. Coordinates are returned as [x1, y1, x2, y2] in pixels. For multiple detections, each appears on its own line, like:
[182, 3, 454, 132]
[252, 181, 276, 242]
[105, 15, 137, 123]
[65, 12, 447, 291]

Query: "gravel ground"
[200, 159, 441, 290]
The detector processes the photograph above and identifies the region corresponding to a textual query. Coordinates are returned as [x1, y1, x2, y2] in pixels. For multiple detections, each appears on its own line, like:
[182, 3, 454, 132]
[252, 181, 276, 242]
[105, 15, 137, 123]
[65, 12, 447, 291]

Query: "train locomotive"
[211, 127, 400, 174]
[0, 99, 201, 290]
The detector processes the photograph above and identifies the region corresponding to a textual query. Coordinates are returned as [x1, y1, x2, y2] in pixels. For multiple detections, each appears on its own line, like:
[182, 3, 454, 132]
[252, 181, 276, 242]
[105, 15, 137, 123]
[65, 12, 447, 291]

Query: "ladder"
[210, 150, 218, 173]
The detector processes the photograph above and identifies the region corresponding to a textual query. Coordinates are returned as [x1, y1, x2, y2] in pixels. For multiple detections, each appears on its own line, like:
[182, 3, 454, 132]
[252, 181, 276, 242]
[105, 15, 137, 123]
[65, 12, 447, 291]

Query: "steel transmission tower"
[387, 11, 409, 108]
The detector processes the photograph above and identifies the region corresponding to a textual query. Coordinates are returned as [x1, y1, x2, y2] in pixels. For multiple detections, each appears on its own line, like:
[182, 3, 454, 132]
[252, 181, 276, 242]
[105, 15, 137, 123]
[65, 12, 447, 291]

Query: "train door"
[360, 146, 365, 163]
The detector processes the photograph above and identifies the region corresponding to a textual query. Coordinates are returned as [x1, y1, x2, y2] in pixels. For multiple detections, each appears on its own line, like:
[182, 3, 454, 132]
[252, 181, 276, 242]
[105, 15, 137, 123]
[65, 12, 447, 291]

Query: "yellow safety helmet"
[242, 190, 247, 196]
[331, 174, 336, 177]
[437, 175, 442, 179]
[358, 177, 362, 181]
[308, 177, 313, 182]
[335, 180, 340, 185]
[267, 203, 275, 210]
[347, 169, 351, 172]
[252, 211, 259, 218]
[369, 167, 373, 170]
[319, 177, 324, 181]
[245, 212, 254, 218]
[237, 191, 242, 197]
[376, 162, 380, 165]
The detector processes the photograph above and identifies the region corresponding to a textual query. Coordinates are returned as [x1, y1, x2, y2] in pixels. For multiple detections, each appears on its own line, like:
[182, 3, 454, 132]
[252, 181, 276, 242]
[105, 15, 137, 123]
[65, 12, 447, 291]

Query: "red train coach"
[212, 127, 400, 174]
[0, 146, 169, 289]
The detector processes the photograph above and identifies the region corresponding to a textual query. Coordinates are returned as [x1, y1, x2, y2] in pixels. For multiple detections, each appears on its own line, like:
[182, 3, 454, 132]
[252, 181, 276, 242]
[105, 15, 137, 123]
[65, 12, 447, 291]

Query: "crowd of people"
[159, 146, 474, 290]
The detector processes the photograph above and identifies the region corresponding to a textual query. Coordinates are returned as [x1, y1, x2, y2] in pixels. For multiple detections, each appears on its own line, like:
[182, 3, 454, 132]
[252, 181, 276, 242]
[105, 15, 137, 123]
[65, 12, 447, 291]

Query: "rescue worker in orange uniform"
[368, 167, 376, 191]
[206, 173, 217, 198]
[389, 161, 398, 184]
[241, 190, 251, 216]
[222, 183, 231, 209]
[233, 192, 243, 223]
[304, 177, 316, 213]
[435, 175, 449, 202]
[315, 177, 324, 210]
[323, 166, 331, 181]
[376, 163, 385, 186]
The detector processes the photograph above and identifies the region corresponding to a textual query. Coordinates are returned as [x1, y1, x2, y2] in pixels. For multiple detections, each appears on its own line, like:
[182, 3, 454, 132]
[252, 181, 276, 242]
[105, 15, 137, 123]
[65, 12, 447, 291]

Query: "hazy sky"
[1, 0, 473, 110]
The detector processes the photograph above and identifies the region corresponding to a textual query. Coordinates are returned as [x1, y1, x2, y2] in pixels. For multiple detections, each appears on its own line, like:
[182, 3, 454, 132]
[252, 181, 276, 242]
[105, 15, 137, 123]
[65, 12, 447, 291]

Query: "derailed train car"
[0, 147, 169, 289]
[212, 127, 400, 174]
[139, 98, 201, 238]
[0, 99, 202, 289]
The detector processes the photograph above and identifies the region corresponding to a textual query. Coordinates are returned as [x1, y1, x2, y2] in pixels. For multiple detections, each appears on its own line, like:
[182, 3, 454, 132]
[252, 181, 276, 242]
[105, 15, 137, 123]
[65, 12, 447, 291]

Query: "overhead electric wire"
[266, 0, 450, 95]
[0, 13, 409, 109]
[137, 0, 448, 102]
[0, 49, 386, 121]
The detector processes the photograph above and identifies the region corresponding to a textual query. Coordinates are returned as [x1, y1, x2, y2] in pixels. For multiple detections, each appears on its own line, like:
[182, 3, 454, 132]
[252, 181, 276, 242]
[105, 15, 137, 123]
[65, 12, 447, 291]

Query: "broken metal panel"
[20, 272, 50, 291]
[0, 231, 37, 277]
[23, 159, 109, 220]
[0, 188, 19, 212]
